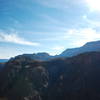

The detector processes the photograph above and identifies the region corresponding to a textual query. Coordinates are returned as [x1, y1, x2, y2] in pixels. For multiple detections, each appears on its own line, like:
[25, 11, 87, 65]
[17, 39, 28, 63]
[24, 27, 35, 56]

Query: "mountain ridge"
[1, 40, 100, 62]
[58, 40, 100, 57]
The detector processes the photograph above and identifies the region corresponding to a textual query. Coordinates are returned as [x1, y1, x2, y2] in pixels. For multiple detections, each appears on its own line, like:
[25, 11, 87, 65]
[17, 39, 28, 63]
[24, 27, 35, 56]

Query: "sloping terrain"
[59, 40, 100, 57]
[0, 52, 100, 100]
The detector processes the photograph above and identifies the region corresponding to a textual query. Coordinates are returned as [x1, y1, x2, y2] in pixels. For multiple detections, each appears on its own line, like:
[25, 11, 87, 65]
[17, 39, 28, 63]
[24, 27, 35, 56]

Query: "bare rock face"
[0, 57, 49, 100]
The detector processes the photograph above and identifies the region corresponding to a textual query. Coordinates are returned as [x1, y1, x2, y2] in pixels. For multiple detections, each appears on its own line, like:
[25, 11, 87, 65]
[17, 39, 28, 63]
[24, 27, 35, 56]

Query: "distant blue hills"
[1, 40, 100, 62]
[0, 59, 8, 63]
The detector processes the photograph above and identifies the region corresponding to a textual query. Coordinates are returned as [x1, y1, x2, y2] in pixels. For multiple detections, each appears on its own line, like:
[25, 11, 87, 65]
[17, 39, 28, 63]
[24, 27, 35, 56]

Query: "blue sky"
[0, 0, 100, 58]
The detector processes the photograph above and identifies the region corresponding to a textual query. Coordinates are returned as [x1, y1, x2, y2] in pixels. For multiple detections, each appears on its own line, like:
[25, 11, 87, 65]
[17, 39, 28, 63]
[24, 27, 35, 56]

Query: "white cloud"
[38, 27, 100, 48]
[65, 28, 100, 47]
[85, 0, 100, 12]
[38, 0, 100, 12]
[0, 32, 40, 46]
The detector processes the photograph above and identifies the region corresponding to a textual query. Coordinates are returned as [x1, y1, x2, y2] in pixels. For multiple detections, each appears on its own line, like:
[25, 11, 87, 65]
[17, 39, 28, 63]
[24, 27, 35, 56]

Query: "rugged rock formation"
[0, 52, 100, 100]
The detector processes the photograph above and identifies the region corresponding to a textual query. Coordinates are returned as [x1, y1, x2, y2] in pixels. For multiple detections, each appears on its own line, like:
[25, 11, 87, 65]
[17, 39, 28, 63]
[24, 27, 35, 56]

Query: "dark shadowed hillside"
[0, 63, 5, 72]
[0, 52, 100, 100]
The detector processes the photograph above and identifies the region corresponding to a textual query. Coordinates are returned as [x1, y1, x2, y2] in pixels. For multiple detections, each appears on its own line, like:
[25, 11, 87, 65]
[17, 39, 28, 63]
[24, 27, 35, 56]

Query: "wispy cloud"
[85, 0, 100, 12]
[0, 31, 40, 46]
[35, 0, 82, 9]
[40, 14, 67, 27]
[38, 27, 100, 47]
[65, 28, 100, 47]
[38, 14, 69, 33]
[83, 15, 100, 28]
[52, 46, 65, 51]
[40, 14, 60, 25]
[35, 0, 68, 9]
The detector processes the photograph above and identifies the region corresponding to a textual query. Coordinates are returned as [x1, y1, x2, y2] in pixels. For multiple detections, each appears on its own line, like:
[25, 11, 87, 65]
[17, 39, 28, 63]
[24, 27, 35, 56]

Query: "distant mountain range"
[58, 40, 100, 57]
[14, 52, 53, 61]
[10, 40, 100, 61]
[1, 40, 100, 62]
